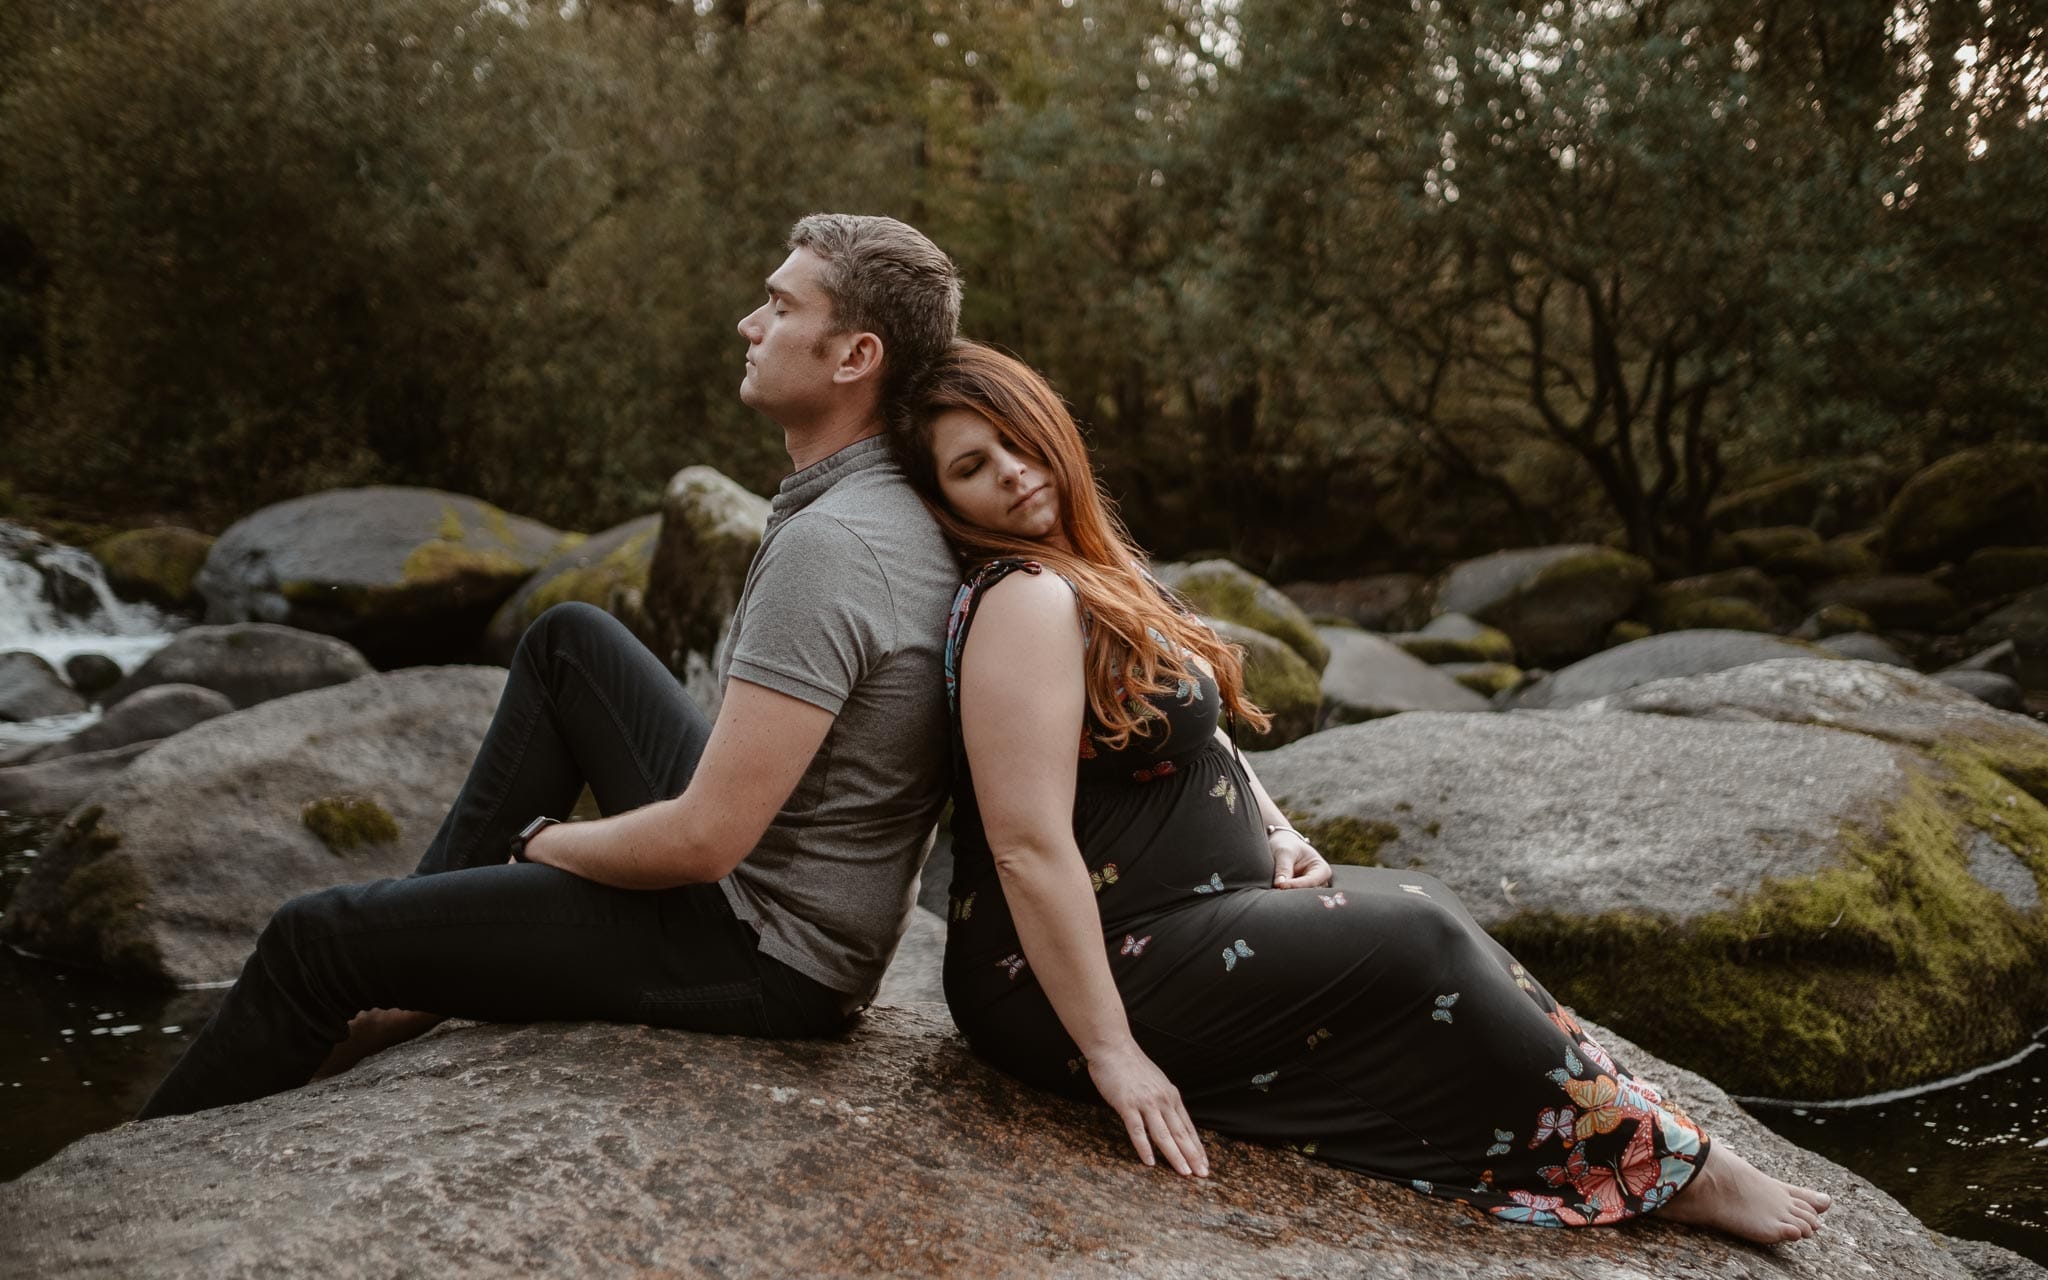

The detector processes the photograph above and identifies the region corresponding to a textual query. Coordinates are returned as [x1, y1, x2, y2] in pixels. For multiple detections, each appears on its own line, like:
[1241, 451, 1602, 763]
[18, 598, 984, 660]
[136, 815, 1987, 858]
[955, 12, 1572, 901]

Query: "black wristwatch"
[510, 815, 562, 863]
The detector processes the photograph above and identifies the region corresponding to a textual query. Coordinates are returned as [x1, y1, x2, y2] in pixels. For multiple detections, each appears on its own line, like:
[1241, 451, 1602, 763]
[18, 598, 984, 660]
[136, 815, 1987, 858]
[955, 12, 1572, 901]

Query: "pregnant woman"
[892, 340, 1832, 1243]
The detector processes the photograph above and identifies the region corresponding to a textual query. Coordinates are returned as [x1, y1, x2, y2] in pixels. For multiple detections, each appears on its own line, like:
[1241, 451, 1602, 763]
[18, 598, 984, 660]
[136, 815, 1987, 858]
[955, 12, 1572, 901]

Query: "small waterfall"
[1, 521, 181, 746]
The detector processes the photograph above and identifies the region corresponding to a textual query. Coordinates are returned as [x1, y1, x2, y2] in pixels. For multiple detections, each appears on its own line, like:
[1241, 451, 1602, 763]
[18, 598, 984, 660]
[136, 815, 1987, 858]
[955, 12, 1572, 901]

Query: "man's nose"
[737, 309, 759, 342]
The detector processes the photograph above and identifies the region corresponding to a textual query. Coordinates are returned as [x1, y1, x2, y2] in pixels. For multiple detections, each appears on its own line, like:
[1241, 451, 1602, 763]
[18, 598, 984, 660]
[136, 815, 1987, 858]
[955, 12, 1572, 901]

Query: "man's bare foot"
[311, 1009, 446, 1080]
[1657, 1142, 1832, 1244]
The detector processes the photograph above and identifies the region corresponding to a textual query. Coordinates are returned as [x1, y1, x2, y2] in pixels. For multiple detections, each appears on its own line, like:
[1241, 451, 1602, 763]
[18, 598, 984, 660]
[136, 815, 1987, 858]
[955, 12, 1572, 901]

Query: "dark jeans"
[140, 602, 853, 1120]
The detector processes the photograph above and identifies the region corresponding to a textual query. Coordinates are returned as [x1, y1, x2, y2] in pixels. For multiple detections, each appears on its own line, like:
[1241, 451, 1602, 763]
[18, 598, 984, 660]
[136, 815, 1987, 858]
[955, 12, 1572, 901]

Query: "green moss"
[60, 856, 159, 978]
[1233, 633, 1322, 750]
[1171, 566, 1329, 672]
[436, 504, 467, 542]
[90, 527, 214, 608]
[1289, 814, 1399, 868]
[1493, 753, 2048, 1099]
[1444, 662, 1522, 696]
[1527, 548, 1652, 598]
[402, 540, 529, 587]
[528, 529, 656, 618]
[1658, 597, 1777, 632]
[302, 795, 401, 853]
[1605, 620, 1652, 648]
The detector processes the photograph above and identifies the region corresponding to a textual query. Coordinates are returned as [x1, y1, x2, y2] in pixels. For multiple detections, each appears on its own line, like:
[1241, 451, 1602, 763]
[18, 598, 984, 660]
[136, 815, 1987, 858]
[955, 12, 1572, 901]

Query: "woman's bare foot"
[311, 1008, 446, 1080]
[1657, 1142, 1832, 1244]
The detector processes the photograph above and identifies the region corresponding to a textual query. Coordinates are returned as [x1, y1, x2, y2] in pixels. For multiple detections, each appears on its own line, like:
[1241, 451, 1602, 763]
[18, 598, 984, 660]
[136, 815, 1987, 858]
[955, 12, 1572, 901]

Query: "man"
[141, 214, 964, 1117]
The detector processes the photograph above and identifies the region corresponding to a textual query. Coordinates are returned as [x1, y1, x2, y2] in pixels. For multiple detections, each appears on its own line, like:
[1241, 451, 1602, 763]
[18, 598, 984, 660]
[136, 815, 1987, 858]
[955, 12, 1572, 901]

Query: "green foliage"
[0, 0, 2040, 564]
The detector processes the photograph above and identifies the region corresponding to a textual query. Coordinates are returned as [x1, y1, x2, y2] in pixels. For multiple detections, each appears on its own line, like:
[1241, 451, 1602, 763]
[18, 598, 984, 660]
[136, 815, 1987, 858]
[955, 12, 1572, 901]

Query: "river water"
[0, 525, 2044, 1262]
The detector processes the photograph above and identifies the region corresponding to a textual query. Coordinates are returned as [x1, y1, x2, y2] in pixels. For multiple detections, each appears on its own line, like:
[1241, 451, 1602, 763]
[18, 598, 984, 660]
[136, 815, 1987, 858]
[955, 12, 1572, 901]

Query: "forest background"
[1, 0, 2043, 580]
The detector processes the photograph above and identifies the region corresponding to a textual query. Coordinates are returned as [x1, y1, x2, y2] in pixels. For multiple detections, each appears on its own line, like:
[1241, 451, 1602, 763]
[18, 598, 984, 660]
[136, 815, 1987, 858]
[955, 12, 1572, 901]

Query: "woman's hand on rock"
[1269, 831, 1332, 889]
[1087, 1043, 1209, 1177]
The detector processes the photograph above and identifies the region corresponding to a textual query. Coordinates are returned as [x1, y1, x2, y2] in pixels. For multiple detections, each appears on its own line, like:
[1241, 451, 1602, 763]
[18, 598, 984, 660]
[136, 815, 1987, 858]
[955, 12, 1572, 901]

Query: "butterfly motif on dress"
[1193, 872, 1225, 894]
[1563, 1075, 1631, 1139]
[995, 953, 1027, 980]
[1400, 883, 1432, 897]
[1077, 726, 1099, 760]
[1250, 1070, 1278, 1092]
[1563, 1045, 1583, 1076]
[1132, 761, 1177, 784]
[1090, 863, 1120, 893]
[1221, 938, 1255, 971]
[1209, 777, 1239, 812]
[1579, 1038, 1616, 1075]
[949, 892, 975, 923]
[1432, 992, 1460, 1023]
[1485, 1128, 1514, 1157]
[1317, 892, 1347, 908]
[1120, 933, 1152, 956]
[1305, 1027, 1331, 1049]
[1539, 1145, 1589, 1189]
[1529, 1106, 1576, 1148]
[1411, 1179, 1434, 1195]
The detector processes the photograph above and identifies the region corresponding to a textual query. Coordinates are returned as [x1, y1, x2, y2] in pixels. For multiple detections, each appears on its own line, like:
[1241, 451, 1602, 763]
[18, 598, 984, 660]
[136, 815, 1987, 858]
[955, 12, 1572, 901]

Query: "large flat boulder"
[99, 623, 373, 710]
[0, 1006, 1992, 1279]
[0, 666, 506, 986]
[484, 514, 659, 664]
[196, 487, 575, 666]
[640, 467, 771, 718]
[1253, 701, 2048, 1100]
[1507, 630, 1825, 710]
[1429, 545, 1652, 667]
[1317, 627, 1491, 725]
[1156, 560, 1329, 672]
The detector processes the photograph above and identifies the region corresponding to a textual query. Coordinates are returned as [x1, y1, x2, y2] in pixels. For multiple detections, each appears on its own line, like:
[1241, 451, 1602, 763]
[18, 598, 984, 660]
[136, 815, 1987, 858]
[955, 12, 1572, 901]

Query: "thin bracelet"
[1264, 823, 1304, 840]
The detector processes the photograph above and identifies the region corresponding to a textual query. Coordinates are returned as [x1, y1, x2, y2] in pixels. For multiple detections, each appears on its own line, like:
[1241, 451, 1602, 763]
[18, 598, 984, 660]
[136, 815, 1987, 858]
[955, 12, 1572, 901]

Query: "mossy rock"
[1762, 535, 1881, 583]
[1647, 567, 1789, 631]
[486, 515, 659, 663]
[642, 467, 773, 714]
[1388, 614, 1516, 665]
[1155, 560, 1328, 673]
[1882, 444, 2048, 569]
[1656, 597, 1778, 633]
[1957, 546, 2048, 603]
[1253, 690, 2048, 1099]
[1289, 814, 1400, 868]
[1791, 604, 1876, 640]
[1706, 470, 1823, 532]
[90, 527, 215, 611]
[1604, 620, 1652, 648]
[1437, 661, 1524, 697]
[1726, 525, 1820, 565]
[1431, 545, 1653, 668]
[0, 805, 162, 982]
[1206, 618, 1320, 750]
[1807, 574, 1959, 632]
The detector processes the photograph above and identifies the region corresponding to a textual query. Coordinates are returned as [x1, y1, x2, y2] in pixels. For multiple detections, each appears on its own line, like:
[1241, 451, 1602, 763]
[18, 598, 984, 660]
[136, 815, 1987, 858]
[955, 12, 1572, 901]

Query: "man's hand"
[1269, 830, 1331, 889]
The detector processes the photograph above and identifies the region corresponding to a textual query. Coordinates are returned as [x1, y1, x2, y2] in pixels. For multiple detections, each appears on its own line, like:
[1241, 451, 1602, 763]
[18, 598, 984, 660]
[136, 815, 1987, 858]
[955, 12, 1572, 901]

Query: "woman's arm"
[1215, 726, 1332, 889]
[961, 571, 1208, 1178]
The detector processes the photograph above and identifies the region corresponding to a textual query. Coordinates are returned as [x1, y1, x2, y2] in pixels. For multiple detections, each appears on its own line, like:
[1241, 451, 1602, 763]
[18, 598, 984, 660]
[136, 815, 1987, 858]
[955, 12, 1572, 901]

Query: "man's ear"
[833, 332, 885, 387]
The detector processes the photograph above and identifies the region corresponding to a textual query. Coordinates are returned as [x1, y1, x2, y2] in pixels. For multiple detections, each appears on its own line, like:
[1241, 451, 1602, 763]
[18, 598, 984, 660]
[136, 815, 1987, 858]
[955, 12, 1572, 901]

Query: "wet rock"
[0, 741, 160, 820]
[0, 666, 505, 986]
[1317, 628, 1491, 726]
[1429, 545, 1652, 667]
[197, 487, 575, 666]
[1208, 618, 1320, 749]
[1278, 574, 1429, 631]
[1506, 630, 1824, 711]
[90, 526, 215, 611]
[1944, 640, 2023, 682]
[100, 623, 372, 710]
[1965, 586, 2048, 690]
[1882, 445, 2048, 569]
[62, 652, 122, 697]
[26, 684, 234, 763]
[1256, 695, 2048, 1099]
[640, 467, 771, 718]
[485, 514, 659, 665]
[1931, 670, 2026, 712]
[1816, 631, 1913, 668]
[0, 1006, 1987, 1280]
[1156, 560, 1328, 673]
[0, 651, 87, 722]
[1808, 575, 1959, 632]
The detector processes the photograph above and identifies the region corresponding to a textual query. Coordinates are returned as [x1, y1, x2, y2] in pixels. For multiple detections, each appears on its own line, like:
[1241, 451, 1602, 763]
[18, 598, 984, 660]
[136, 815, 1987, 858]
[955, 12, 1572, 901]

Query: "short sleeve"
[726, 514, 892, 714]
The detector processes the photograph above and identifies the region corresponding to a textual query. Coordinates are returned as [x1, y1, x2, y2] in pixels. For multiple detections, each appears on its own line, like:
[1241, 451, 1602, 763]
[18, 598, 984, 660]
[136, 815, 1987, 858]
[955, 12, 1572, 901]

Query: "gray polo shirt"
[718, 435, 958, 999]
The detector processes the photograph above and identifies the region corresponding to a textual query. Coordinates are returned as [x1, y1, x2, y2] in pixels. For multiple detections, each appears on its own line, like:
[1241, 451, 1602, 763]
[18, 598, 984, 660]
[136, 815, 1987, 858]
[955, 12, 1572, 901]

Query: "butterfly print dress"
[941, 559, 1710, 1227]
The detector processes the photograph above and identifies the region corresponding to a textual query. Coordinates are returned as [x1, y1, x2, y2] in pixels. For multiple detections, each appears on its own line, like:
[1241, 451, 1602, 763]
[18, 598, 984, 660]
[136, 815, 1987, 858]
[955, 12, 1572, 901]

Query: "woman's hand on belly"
[1267, 828, 1332, 889]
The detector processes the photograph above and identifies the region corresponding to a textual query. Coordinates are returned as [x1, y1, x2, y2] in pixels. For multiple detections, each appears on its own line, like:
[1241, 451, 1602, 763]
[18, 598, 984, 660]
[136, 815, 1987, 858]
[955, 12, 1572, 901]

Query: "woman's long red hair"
[894, 341, 1270, 748]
